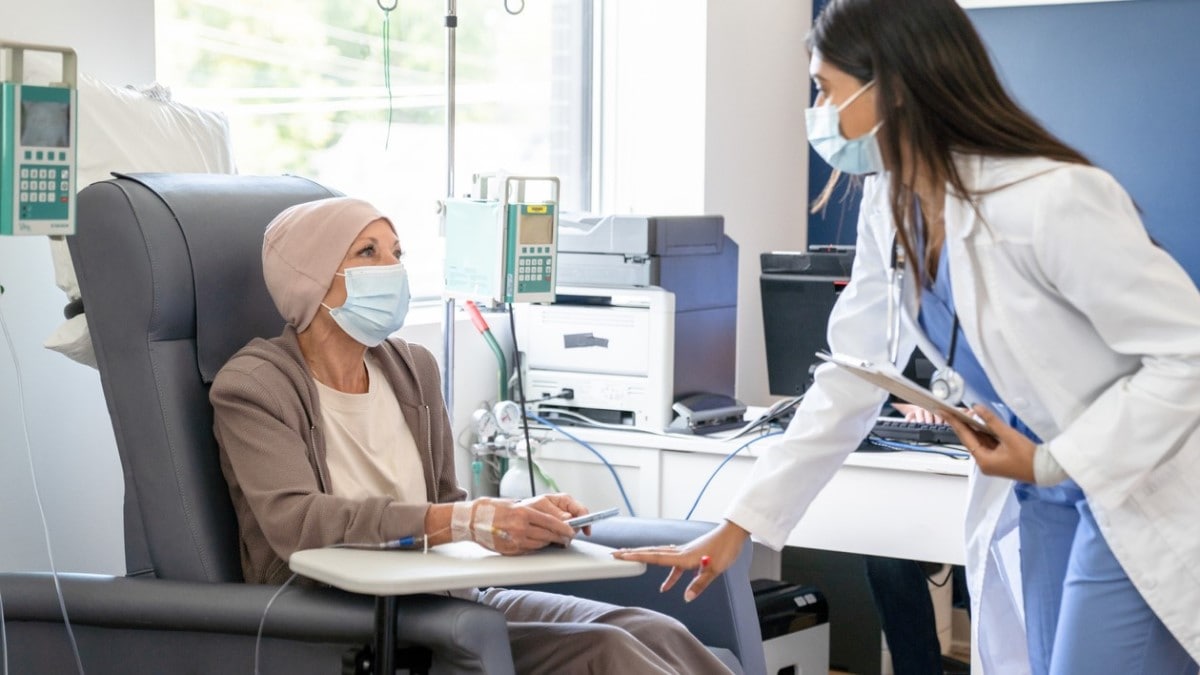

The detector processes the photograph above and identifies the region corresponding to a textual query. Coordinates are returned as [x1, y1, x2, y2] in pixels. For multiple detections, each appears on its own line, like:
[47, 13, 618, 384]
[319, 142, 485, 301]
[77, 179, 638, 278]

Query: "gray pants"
[473, 587, 735, 675]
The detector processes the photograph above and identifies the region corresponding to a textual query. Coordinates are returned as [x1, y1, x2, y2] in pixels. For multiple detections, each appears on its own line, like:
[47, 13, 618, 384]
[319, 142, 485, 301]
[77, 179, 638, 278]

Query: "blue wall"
[807, 0, 1200, 283]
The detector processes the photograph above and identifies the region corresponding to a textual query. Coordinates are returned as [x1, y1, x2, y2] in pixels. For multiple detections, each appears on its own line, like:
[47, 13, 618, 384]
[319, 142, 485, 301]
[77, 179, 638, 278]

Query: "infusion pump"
[443, 174, 560, 305]
[1, 41, 77, 236]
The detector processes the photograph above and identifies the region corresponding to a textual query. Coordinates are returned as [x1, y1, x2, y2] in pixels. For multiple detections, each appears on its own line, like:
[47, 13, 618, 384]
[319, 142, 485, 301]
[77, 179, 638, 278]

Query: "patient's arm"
[425, 494, 587, 554]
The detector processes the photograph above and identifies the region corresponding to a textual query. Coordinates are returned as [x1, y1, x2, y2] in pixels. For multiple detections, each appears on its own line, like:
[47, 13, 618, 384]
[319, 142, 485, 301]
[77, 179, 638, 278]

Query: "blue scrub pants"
[1016, 481, 1197, 675]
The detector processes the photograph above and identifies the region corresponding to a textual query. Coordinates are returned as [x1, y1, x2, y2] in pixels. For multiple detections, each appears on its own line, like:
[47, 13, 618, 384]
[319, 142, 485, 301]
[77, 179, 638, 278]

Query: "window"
[155, 0, 593, 300]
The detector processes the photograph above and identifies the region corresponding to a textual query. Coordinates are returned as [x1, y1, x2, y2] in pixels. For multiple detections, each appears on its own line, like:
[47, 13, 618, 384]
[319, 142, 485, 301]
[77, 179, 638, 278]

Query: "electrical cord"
[507, 306, 537, 498]
[528, 414, 637, 517]
[0, 574, 6, 675]
[536, 397, 801, 440]
[253, 572, 298, 675]
[864, 436, 971, 459]
[0, 293, 84, 675]
[532, 407, 681, 437]
[684, 431, 785, 521]
[727, 395, 804, 439]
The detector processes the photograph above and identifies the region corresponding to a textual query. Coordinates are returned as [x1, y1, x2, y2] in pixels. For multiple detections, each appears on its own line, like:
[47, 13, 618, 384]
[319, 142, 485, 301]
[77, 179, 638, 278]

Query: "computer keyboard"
[870, 417, 961, 445]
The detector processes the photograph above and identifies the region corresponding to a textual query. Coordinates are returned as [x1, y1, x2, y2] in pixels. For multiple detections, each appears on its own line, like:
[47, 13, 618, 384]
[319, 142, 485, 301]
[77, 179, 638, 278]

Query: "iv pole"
[441, 0, 458, 418]
[435, 0, 527, 439]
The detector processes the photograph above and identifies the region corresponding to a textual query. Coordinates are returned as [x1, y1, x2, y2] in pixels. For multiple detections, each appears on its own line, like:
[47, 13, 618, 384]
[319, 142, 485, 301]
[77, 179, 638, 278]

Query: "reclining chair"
[0, 173, 765, 675]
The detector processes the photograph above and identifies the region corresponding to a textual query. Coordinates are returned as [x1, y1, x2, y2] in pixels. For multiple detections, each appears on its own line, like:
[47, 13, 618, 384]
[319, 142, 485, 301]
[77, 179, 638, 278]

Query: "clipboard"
[816, 351, 995, 438]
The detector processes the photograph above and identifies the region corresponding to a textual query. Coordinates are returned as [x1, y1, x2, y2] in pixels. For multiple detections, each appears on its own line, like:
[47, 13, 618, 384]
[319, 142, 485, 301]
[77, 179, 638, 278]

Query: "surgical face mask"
[805, 80, 884, 175]
[321, 263, 411, 347]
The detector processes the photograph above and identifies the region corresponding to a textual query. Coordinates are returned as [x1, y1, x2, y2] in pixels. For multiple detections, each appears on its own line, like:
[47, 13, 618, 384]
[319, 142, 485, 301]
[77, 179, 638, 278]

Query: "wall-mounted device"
[443, 174, 560, 304]
[1, 41, 77, 236]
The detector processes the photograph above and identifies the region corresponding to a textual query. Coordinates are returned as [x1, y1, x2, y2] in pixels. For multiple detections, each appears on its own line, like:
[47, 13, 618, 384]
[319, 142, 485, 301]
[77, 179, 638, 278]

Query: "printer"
[514, 214, 739, 431]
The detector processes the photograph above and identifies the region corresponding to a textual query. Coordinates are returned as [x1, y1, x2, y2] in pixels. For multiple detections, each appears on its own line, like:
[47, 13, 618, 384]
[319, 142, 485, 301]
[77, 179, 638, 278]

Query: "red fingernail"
[700, 555, 711, 569]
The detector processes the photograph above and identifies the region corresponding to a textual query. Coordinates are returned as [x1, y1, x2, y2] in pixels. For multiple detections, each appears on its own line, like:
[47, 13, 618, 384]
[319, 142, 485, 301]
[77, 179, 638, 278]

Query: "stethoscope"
[887, 233, 966, 406]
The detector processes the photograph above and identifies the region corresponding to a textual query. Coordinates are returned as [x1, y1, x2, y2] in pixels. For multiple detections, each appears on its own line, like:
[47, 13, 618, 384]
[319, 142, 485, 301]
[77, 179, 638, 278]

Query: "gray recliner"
[0, 173, 764, 675]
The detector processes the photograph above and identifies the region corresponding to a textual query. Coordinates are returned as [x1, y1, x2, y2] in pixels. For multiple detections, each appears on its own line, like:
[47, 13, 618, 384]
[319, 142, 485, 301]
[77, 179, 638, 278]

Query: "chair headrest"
[116, 173, 341, 382]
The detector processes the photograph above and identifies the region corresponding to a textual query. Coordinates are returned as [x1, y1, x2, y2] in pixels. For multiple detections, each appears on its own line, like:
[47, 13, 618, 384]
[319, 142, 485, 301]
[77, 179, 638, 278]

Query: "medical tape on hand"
[451, 501, 473, 542]
[472, 503, 497, 549]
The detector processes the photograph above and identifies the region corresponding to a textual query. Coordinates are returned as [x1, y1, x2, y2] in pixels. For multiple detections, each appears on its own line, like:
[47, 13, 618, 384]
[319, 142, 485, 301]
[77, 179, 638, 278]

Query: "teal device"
[443, 174, 559, 304]
[504, 202, 557, 302]
[1, 42, 77, 236]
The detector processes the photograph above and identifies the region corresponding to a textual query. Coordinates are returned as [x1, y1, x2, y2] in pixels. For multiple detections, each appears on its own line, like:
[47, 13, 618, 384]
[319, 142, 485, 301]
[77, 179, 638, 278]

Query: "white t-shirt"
[316, 353, 428, 503]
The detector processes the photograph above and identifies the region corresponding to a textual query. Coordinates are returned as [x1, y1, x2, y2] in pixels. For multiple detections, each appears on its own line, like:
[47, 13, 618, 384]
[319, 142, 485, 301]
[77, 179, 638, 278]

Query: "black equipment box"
[760, 248, 855, 396]
[751, 578, 830, 639]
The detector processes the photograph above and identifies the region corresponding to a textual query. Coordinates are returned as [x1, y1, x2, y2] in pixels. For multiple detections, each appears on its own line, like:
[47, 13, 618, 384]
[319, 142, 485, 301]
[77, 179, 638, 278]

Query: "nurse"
[615, 1, 1200, 673]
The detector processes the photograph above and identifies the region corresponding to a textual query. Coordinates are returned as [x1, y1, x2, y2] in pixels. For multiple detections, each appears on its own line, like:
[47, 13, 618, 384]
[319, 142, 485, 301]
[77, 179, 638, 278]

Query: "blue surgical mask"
[805, 80, 884, 175]
[322, 263, 411, 347]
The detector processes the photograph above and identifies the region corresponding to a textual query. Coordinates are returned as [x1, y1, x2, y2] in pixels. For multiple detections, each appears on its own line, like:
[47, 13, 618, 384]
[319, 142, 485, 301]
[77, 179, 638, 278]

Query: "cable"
[685, 431, 785, 521]
[535, 397, 801, 440]
[529, 414, 637, 517]
[532, 407, 680, 438]
[0, 294, 84, 675]
[379, 0, 396, 149]
[507, 306, 537, 498]
[253, 572, 298, 675]
[0, 571, 7, 675]
[727, 395, 804, 439]
[535, 407, 652, 432]
[864, 436, 970, 460]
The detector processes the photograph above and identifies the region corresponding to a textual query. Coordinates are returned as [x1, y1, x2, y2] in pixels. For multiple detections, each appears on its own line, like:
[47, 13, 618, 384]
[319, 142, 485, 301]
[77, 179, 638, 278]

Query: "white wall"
[705, 0, 812, 405]
[601, 0, 812, 406]
[1, 0, 156, 576]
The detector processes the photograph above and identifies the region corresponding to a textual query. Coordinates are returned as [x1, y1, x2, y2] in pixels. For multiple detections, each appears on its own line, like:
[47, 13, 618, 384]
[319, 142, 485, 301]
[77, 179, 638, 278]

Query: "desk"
[532, 426, 970, 565]
[289, 540, 644, 674]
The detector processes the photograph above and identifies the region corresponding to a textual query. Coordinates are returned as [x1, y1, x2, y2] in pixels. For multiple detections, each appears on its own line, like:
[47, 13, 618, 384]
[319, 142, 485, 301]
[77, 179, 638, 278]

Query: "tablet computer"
[816, 351, 995, 438]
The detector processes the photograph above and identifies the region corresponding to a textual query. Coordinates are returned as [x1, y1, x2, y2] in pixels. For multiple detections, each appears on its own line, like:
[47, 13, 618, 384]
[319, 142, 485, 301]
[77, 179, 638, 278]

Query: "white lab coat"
[726, 154, 1200, 673]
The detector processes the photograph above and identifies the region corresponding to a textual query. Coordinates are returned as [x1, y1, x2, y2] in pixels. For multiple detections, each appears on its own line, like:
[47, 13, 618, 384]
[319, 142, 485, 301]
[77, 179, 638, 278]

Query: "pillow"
[40, 63, 237, 367]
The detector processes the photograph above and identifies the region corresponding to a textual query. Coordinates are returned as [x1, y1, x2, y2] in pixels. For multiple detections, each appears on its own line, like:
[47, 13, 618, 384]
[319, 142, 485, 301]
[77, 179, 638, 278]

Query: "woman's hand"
[520, 493, 604, 535]
[612, 520, 749, 602]
[943, 405, 1037, 483]
[472, 494, 583, 554]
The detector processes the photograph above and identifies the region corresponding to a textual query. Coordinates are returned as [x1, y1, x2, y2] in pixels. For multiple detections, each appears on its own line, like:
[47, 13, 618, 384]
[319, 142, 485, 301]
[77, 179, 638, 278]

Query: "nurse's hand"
[892, 402, 946, 425]
[944, 405, 1037, 483]
[611, 520, 749, 602]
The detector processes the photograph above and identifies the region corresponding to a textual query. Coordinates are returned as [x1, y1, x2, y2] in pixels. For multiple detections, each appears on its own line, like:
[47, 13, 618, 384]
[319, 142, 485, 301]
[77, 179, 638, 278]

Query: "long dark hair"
[809, 0, 1090, 283]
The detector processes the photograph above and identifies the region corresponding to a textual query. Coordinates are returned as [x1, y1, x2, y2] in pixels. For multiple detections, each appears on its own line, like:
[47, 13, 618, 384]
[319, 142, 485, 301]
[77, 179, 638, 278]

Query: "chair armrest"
[515, 517, 767, 675]
[0, 572, 513, 674]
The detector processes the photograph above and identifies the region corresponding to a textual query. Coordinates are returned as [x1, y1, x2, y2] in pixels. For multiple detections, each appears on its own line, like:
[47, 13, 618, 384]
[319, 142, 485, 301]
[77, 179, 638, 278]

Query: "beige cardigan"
[210, 326, 466, 584]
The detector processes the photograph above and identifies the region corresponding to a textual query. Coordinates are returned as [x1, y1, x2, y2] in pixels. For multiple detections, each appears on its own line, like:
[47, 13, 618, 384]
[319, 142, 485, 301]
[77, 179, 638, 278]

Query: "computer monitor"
[760, 248, 933, 397]
[760, 249, 854, 396]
